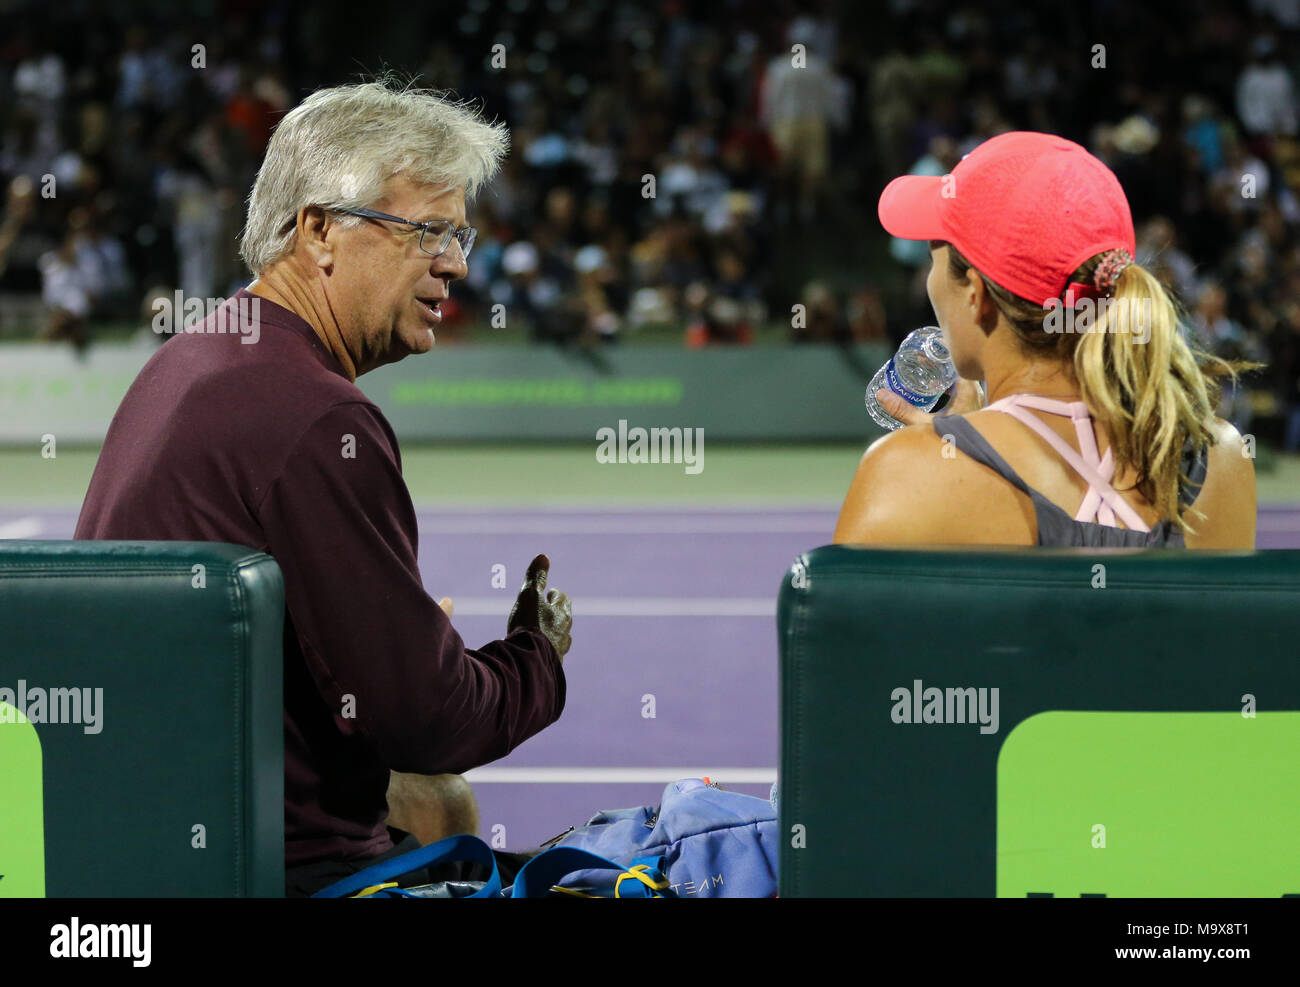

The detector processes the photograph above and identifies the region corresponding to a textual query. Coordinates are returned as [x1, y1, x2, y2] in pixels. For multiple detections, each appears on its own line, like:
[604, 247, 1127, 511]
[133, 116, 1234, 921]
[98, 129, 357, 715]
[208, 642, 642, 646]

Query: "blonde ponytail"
[942, 243, 1260, 534]
[1074, 263, 1232, 533]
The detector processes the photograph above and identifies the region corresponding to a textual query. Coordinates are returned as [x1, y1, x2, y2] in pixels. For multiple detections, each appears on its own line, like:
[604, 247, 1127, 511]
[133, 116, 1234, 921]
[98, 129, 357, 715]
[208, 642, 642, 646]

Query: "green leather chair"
[777, 545, 1300, 898]
[0, 541, 284, 897]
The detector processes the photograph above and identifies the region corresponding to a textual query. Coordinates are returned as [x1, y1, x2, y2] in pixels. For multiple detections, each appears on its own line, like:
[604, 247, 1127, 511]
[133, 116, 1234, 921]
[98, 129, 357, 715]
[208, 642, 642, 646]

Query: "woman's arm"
[834, 379, 988, 544]
[1183, 418, 1256, 550]
[833, 427, 956, 544]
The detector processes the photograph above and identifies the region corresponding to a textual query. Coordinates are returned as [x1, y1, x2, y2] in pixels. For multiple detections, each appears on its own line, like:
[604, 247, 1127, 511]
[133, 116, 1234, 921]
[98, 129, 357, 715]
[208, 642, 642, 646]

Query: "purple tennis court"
[4, 502, 1300, 848]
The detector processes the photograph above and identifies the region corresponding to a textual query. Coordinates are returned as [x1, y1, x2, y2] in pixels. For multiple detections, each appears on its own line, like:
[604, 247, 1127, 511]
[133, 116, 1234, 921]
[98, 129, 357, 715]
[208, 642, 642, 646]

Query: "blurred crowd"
[1, 0, 1300, 444]
[875, 0, 1300, 445]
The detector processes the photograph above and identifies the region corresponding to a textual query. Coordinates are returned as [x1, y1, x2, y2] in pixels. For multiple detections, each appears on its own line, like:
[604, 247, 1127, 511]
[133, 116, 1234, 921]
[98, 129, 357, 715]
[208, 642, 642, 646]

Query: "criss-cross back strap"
[983, 393, 1150, 532]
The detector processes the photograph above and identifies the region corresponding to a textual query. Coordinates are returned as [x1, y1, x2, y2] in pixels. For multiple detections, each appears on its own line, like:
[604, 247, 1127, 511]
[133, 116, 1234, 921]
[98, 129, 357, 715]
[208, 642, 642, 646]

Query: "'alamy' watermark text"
[0, 680, 103, 734]
[152, 291, 261, 343]
[595, 420, 704, 475]
[1042, 294, 1151, 344]
[890, 679, 999, 734]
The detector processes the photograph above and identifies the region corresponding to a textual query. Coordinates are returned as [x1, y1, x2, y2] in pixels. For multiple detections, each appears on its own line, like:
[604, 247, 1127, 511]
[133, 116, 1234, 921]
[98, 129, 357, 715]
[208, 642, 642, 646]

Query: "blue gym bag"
[312, 777, 776, 898]
[551, 777, 778, 898]
[312, 833, 675, 898]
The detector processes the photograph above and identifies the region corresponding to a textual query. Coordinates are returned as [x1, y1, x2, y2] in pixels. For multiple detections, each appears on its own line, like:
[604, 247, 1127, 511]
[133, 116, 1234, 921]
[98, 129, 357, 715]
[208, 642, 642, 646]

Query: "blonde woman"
[835, 132, 1256, 548]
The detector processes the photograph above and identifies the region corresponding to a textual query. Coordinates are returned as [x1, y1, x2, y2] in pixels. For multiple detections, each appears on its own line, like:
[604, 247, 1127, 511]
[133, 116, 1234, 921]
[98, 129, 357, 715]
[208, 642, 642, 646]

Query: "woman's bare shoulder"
[833, 421, 1030, 544]
[834, 425, 947, 543]
[1185, 418, 1256, 549]
[1201, 417, 1254, 487]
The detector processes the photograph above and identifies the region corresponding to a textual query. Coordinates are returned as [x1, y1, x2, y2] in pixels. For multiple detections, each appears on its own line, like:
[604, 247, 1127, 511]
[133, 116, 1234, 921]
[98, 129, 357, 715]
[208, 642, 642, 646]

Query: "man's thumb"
[523, 554, 550, 594]
[508, 554, 551, 633]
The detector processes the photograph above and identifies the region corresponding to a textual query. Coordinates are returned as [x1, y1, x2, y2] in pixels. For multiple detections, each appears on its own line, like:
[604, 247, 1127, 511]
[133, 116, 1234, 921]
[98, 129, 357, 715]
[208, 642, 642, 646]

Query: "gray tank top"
[932, 400, 1209, 548]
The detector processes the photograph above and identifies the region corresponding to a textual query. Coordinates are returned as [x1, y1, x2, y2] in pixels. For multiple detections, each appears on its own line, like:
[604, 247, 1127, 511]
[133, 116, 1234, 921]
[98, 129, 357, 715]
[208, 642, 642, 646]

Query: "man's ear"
[297, 206, 334, 270]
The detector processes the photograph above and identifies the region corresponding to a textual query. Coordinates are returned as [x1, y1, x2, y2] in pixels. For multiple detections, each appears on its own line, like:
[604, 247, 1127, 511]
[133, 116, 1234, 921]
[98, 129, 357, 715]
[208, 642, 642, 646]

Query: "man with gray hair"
[76, 80, 573, 895]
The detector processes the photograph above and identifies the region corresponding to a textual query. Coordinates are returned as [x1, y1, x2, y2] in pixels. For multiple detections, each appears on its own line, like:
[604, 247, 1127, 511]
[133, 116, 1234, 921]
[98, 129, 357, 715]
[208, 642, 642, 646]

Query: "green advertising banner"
[0, 342, 890, 444]
[356, 344, 890, 441]
[0, 701, 46, 897]
[998, 711, 1300, 898]
[0, 344, 149, 445]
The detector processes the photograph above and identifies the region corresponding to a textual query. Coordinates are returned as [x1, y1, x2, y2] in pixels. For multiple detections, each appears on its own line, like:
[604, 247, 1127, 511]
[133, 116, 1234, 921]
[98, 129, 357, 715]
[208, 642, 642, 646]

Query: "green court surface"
[0, 443, 867, 508]
[2, 443, 1299, 509]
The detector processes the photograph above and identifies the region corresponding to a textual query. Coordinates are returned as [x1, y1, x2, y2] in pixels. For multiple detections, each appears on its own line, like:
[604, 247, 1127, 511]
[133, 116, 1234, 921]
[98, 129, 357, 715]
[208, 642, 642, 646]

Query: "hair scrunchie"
[1093, 249, 1134, 296]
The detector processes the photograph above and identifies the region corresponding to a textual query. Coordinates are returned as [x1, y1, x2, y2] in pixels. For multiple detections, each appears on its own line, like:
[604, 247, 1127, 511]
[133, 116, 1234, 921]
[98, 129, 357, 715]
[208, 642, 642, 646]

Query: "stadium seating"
[777, 545, 1300, 897]
[0, 541, 284, 897]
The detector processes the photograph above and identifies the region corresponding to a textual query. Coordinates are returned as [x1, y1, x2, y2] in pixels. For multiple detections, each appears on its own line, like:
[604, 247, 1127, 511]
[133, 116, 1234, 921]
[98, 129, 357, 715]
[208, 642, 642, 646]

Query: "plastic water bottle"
[864, 326, 958, 431]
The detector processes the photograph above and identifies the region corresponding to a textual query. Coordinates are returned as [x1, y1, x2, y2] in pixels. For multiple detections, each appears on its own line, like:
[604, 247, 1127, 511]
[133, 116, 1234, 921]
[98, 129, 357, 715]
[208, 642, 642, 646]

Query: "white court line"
[413, 501, 842, 517]
[0, 517, 44, 539]
[463, 767, 777, 784]
[417, 517, 832, 534]
[449, 597, 775, 617]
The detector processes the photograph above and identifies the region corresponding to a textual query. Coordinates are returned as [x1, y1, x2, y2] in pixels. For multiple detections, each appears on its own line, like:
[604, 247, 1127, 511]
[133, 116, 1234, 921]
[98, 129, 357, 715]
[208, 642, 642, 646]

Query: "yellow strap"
[614, 864, 670, 898]
[549, 885, 597, 898]
[351, 881, 399, 898]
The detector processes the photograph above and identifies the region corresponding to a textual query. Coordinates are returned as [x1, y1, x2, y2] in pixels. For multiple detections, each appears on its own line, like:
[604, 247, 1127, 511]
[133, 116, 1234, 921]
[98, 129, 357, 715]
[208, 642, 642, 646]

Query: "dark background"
[1, 0, 1298, 443]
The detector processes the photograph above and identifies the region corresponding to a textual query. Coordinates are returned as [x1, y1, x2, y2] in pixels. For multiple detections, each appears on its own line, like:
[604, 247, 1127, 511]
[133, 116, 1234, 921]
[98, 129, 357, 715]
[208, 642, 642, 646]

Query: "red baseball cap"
[877, 131, 1136, 305]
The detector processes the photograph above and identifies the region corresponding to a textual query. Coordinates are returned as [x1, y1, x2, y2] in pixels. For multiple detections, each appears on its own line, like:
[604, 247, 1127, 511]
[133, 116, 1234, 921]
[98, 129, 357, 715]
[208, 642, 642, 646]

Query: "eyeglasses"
[334, 207, 477, 260]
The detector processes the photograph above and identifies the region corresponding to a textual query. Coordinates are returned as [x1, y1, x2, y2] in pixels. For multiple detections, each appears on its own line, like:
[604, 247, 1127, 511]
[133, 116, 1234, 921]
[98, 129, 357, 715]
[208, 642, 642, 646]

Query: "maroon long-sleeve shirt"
[75, 290, 565, 867]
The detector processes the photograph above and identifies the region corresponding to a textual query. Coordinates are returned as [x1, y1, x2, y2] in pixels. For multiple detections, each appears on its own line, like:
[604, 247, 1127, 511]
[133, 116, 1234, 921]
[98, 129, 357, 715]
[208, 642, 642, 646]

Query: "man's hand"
[874, 378, 985, 428]
[507, 554, 573, 662]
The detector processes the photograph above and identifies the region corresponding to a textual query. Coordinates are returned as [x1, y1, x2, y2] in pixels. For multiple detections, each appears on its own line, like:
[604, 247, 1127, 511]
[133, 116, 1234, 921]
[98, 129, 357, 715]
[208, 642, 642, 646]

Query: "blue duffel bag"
[552, 777, 778, 898]
[313, 777, 776, 898]
[312, 833, 676, 898]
